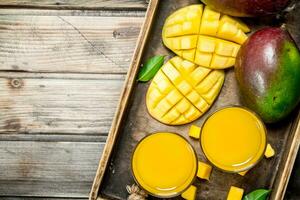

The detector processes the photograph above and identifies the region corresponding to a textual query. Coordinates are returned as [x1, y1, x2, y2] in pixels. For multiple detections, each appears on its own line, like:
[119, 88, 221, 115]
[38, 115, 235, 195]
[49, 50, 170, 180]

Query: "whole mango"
[201, 0, 290, 17]
[235, 27, 300, 123]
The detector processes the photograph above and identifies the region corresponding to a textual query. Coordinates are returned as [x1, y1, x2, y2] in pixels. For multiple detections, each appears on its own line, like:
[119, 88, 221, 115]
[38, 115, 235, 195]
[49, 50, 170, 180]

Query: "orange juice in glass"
[200, 107, 267, 172]
[131, 132, 197, 198]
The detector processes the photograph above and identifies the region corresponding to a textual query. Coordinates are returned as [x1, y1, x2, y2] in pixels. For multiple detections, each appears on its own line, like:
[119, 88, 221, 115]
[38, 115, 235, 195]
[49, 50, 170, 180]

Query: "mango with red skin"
[201, 0, 290, 17]
[235, 27, 300, 123]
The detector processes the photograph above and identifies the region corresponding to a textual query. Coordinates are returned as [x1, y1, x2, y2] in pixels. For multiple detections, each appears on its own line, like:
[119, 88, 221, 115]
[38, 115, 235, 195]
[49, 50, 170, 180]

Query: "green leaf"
[138, 55, 165, 82]
[243, 189, 271, 200]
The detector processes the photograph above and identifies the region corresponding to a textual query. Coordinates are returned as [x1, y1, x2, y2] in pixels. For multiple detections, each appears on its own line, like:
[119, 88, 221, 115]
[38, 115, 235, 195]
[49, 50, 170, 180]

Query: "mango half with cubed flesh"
[146, 57, 224, 125]
[162, 5, 250, 69]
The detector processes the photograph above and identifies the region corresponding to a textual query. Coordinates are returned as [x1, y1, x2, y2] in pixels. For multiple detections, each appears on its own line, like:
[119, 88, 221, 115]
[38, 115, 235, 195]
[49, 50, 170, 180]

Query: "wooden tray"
[90, 0, 300, 199]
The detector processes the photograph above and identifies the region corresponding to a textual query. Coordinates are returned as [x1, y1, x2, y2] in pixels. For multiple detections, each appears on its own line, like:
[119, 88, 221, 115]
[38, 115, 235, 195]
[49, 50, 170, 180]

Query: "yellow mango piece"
[183, 104, 202, 121]
[227, 186, 244, 200]
[197, 35, 216, 52]
[162, 108, 180, 123]
[210, 54, 235, 69]
[181, 185, 197, 200]
[220, 15, 250, 33]
[217, 22, 248, 44]
[189, 125, 201, 139]
[162, 5, 249, 69]
[197, 161, 212, 180]
[146, 57, 225, 125]
[176, 98, 191, 113]
[200, 6, 220, 36]
[238, 170, 248, 176]
[182, 49, 195, 61]
[194, 51, 212, 67]
[265, 143, 275, 158]
[215, 39, 240, 57]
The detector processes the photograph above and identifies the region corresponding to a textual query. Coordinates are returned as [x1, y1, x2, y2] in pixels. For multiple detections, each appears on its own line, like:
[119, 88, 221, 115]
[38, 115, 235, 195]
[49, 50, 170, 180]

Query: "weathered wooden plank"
[0, 141, 105, 197]
[3, 198, 87, 200]
[0, 181, 92, 198]
[0, 14, 143, 73]
[0, 72, 125, 135]
[0, 0, 148, 10]
[3, 198, 86, 200]
[0, 8, 145, 17]
[0, 133, 107, 142]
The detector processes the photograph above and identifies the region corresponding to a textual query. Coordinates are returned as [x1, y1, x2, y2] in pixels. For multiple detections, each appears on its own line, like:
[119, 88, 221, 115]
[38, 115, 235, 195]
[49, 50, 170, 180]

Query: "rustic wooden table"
[0, 0, 298, 199]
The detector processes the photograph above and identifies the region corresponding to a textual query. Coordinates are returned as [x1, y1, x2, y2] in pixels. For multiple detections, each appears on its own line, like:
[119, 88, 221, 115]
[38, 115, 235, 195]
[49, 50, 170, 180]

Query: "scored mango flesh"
[146, 57, 224, 125]
[162, 5, 250, 69]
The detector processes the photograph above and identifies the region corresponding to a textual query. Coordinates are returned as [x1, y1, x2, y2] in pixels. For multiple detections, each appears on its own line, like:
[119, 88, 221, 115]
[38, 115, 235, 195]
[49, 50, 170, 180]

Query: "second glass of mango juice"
[200, 106, 267, 172]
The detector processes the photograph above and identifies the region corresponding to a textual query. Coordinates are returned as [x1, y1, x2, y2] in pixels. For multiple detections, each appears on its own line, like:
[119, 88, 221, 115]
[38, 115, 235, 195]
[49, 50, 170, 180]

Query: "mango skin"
[235, 27, 300, 123]
[201, 0, 290, 17]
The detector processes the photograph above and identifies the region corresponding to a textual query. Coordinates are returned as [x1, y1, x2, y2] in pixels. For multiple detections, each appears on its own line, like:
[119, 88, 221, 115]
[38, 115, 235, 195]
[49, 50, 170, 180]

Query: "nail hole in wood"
[10, 79, 23, 89]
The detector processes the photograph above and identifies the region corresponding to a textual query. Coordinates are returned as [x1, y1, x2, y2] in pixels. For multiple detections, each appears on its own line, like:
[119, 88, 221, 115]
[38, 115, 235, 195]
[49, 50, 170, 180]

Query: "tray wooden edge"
[272, 112, 300, 200]
[89, 1, 160, 199]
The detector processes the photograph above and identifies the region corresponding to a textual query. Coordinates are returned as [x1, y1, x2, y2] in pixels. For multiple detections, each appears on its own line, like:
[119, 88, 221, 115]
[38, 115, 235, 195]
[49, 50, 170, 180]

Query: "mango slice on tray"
[146, 56, 224, 125]
[162, 5, 250, 69]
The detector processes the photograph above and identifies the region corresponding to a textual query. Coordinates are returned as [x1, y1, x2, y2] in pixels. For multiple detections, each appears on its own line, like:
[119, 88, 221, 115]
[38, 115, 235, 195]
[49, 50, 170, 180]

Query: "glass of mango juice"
[131, 132, 198, 198]
[200, 106, 267, 173]
[131, 107, 267, 197]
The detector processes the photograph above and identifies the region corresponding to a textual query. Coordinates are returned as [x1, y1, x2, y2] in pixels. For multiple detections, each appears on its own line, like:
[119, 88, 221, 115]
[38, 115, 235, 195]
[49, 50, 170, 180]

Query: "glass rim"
[199, 105, 268, 173]
[130, 132, 198, 198]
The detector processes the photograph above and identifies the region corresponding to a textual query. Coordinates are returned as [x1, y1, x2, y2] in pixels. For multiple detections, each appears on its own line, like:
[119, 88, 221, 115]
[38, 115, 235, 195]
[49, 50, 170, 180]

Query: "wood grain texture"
[0, 141, 104, 197]
[0, 0, 146, 199]
[0, 72, 124, 135]
[0, 14, 143, 73]
[0, 8, 145, 17]
[4, 198, 87, 200]
[3, 198, 87, 200]
[0, 0, 148, 10]
[0, 3, 145, 199]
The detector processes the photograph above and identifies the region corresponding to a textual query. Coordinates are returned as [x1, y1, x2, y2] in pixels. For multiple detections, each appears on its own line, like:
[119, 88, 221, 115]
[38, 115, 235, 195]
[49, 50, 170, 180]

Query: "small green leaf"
[138, 55, 165, 82]
[243, 189, 271, 200]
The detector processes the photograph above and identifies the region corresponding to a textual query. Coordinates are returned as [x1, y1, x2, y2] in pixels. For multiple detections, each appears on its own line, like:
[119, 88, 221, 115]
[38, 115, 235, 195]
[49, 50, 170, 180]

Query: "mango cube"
[265, 144, 275, 158]
[227, 186, 244, 200]
[181, 185, 197, 200]
[197, 161, 212, 180]
[189, 125, 201, 139]
[220, 15, 250, 33]
[238, 170, 248, 176]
